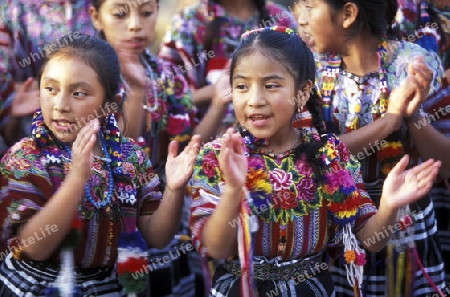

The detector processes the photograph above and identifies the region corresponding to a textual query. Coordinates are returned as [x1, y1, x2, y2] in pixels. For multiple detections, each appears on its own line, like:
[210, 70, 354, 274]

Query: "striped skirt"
[0, 253, 125, 296]
[210, 257, 335, 297]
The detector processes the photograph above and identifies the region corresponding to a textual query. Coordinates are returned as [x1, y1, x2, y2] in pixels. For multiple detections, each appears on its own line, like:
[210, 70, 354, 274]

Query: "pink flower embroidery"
[270, 168, 292, 191]
[296, 177, 316, 201]
[326, 169, 354, 190]
[202, 151, 219, 178]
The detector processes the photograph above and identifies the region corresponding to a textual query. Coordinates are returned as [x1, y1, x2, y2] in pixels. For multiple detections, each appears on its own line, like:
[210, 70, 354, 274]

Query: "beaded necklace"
[320, 39, 404, 177]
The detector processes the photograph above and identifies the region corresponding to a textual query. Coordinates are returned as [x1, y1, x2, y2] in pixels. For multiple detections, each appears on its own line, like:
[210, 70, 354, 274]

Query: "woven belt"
[223, 253, 324, 281]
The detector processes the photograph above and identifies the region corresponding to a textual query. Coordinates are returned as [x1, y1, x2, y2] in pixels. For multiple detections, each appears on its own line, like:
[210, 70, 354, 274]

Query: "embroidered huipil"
[0, 0, 94, 154]
[316, 40, 448, 296]
[158, 0, 298, 134]
[0, 132, 160, 268]
[120, 49, 195, 173]
[190, 131, 377, 264]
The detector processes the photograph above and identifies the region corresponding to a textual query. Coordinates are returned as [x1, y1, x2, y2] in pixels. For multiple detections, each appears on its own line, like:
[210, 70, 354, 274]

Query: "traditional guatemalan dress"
[158, 0, 298, 138]
[316, 40, 448, 296]
[119, 48, 198, 296]
[190, 129, 378, 296]
[0, 111, 161, 296]
[396, 0, 450, 284]
[0, 0, 94, 156]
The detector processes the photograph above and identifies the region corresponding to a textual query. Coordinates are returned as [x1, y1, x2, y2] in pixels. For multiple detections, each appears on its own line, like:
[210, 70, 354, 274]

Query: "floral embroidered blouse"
[316, 40, 450, 182]
[158, 0, 297, 134]
[120, 49, 195, 173]
[0, 0, 94, 145]
[0, 133, 160, 268]
[190, 131, 377, 260]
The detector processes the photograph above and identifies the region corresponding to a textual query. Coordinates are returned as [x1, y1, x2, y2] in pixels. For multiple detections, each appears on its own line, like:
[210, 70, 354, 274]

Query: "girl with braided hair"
[159, 0, 298, 144]
[298, 0, 450, 295]
[189, 26, 441, 297]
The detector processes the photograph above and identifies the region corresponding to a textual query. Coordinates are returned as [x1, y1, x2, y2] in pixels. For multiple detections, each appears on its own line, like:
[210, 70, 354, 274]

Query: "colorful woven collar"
[319, 39, 404, 177]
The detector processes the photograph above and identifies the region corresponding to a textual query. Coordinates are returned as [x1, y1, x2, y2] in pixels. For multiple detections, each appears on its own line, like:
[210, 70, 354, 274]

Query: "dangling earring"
[292, 105, 311, 129]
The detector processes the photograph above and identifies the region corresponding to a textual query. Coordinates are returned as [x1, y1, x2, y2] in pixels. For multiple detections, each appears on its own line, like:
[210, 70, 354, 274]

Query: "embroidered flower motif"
[270, 168, 292, 191]
[203, 150, 219, 178]
[274, 190, 297, 210]
[296, 177, 316, 201]
[167, 114, 190, 136]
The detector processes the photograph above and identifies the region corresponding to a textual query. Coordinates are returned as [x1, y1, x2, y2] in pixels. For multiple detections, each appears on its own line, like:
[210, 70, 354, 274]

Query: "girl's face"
[40, 57, 106, 143]
[90, 0, 158, 54]
[297, 0, 343, 53]
[232, 51, 305, 147]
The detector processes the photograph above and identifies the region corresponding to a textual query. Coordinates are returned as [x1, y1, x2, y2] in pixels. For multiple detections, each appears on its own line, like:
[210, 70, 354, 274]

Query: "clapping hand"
[218, 128, 248, 190]
[71, 119, 100, 183]
[165, 135, 201, 191]
[404, 57, 433, 117]
[381, 154, 441, 211]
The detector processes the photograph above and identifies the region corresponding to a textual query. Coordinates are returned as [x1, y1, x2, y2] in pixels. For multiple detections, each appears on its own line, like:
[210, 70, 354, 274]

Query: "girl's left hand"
[165, 135, 201, 191]
[381, 154, 441, 210]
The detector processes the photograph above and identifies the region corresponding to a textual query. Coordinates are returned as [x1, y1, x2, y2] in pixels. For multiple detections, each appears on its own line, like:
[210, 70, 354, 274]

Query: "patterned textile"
[0, 253, 125, 296]
[395, 0, 450, 69]
[315, 40, 448, 296]
[120, 49, 195, 177]
[0, 0, 94, 154]
[118, 49, 198, 296]
[158, 0, 298, 137]
[190, 130, 378, 296]
[0, 115, 161, 294]
[396, 1, 450, 286]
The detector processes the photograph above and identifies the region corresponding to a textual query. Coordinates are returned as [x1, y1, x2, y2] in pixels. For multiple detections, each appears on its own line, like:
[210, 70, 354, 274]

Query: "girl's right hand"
[70, 119, 100, 183]
[218, 128, 247, 190]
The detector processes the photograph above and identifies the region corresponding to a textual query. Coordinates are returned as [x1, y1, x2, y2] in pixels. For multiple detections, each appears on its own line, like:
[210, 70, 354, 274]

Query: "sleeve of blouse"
[158, 6, 205, 89]
[323, 135, 377, 248]
[189, 140, 223, 257]
[161, 57, 196, 145]
[129, 141, 162, 216]
[0, 140, 54, 258]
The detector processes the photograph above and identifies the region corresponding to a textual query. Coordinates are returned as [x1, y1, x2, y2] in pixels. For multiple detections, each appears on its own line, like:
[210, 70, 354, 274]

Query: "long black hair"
[231, 27, 328, 175]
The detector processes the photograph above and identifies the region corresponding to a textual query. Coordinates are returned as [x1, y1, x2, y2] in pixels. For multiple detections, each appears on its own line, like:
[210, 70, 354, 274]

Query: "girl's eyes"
[44, 86, 57, 94]
[265, 84, 279, 89]
[234, 84, 247, 90]
[112, 10, 154, 18]
[73, 91, 87, 97]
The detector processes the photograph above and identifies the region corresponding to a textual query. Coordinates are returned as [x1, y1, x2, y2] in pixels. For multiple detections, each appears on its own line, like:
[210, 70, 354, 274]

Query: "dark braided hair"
[231, 27, 328, 176]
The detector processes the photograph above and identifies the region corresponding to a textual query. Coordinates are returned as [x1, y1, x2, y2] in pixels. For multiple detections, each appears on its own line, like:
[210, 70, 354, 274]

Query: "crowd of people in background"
[0, 0, 449, 296]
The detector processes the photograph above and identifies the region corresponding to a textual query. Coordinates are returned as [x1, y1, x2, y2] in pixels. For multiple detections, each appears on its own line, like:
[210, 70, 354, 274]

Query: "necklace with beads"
[64, 131, 115, 208]
[320, 39, 404, 177]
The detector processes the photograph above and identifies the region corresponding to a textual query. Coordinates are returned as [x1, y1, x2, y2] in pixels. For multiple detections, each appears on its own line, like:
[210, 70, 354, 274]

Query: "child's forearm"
[406, 115, 450, 178]
[357, 197, 399, 252]
[17, 173, 85, 261]
[202, 186, 241, 260]
[140, 186, 185, 249]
